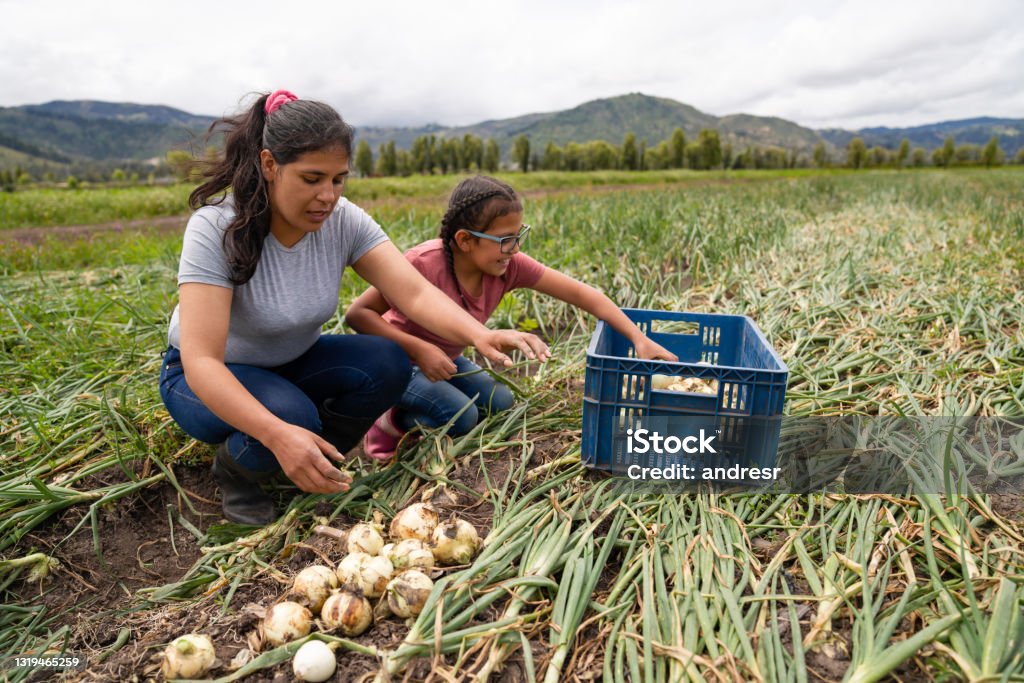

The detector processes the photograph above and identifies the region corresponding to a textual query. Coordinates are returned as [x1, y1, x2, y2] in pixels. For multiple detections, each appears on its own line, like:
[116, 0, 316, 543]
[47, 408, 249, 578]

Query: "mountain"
[355, 94, 825, 156]
[1, 96, 1021, 176]
[0, 101, 213, 165]
[819, 117, 1024, 154]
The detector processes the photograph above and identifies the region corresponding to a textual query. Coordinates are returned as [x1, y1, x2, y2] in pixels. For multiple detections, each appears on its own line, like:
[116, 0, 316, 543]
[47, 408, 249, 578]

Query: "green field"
[1, 170, 1022, 681]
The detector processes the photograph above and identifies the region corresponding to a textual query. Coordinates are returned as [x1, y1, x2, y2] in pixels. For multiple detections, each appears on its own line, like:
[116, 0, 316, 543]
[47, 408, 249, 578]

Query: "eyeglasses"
[463, 225, 531, 254]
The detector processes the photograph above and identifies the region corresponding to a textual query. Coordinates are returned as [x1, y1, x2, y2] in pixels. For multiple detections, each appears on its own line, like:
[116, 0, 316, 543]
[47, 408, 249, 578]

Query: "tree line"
[1, 130, 1020, 191]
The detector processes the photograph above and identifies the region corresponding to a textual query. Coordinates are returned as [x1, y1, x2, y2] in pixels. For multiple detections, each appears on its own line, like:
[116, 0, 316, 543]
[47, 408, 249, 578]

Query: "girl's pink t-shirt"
[382, 238, 546, 359]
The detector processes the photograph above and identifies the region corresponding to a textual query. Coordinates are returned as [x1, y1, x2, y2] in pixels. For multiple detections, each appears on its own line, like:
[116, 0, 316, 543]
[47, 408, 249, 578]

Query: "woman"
[159, 90, 548, 525]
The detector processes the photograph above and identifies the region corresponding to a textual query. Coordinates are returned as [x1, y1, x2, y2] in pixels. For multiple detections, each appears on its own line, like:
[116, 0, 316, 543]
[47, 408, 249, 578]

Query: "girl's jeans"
[159, 335, 412, 472]
[396, 355, 515, 436]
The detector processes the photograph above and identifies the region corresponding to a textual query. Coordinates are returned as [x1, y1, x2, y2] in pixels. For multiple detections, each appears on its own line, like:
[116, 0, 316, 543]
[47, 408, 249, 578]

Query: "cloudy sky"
[1, 0, 1021, 131]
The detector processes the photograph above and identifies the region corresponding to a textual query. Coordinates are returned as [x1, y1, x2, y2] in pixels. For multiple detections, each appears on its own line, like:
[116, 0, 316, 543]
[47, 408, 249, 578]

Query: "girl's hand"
[474, 330, 551, 367]
[266, 424, 353, 494]
[634, 337, 678, 362]
[413, 342, 458, 382]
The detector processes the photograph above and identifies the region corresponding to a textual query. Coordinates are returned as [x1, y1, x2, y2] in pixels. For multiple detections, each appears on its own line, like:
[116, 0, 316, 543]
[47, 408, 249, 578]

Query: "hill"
[1, 96, 1021, 174]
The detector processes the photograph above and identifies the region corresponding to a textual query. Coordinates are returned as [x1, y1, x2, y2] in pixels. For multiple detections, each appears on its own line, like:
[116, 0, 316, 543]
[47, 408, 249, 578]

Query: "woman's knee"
[367, 339, 413, 403]
[480, 382, 515, 415]
[448, 402, 480, 436]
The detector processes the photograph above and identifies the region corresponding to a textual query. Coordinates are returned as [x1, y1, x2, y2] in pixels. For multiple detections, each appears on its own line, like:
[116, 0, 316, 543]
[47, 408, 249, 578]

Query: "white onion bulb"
[386, 570, 434, 618]
[320, 589, 372, 636]
[651, 374, 676, 390]
[389, 503, 439, 543]
[388, 538, 435, 572]
[161, 633, 216, 679]
[292, 640, 337, 682]
[336, 552, 394, 598]
[431, 517, 481, 566]
[347, 522, 384, 555]
[291, 565, 339, 613]
[262, 601, 313, 647]
[379, 542, 395, 558]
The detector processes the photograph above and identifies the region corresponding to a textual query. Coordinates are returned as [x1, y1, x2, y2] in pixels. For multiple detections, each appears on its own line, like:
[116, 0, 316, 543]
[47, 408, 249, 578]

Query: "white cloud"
[0, 0, 1020, 130]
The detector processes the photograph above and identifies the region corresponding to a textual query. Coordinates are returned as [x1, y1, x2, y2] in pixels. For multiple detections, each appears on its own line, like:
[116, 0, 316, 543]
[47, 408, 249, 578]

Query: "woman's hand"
[474, 329, 551, 367]
[634, 337, 678, 362]
[265, 424, 353, 494]
[412, 342, 458, 382]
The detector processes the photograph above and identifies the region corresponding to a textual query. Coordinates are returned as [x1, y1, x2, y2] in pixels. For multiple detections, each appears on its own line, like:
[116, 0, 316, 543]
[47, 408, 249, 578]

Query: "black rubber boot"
[211, 443, 277, 526]
[319, 399, 378, 454]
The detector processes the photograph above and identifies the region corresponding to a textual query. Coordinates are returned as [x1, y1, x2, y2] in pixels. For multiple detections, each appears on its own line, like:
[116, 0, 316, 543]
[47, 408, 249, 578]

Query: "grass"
[0, 169, 1022, 681]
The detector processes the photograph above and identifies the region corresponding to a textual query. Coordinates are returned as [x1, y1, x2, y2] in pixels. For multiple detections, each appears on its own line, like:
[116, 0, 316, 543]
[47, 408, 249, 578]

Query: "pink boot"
[362, 409, 405, 462]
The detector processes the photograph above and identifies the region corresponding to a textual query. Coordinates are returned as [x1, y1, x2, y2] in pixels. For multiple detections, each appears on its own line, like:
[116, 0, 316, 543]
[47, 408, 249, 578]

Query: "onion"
[431, 516, 480, 565]
[262, 601, 313, 647]
[161, 633, 216, 679]
[292, 640, 336, 682]
[388, 538, 435, 572]
[320, 589, 373, 636]
[379, 542, 395, 558]
[347, 522, 384, 555]
[336, 552, 393, 598]
[291, 565, 338, 613]
[386, 569, 434, 618]
[651, 374, 676, 390]
[389, 503, 439, 543]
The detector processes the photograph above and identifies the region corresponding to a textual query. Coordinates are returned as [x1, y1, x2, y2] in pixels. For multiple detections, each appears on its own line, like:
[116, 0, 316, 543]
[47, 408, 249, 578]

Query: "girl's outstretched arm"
[345, 286, 458, 381]
[351, 241, 550, 367]
[531, 268, 678, 361]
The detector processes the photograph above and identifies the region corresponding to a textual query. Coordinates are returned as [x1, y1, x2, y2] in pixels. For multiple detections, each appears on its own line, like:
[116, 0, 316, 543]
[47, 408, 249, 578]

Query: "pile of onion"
[390, 503, 440, 543]
[320, 589, 372, 636]
[262, 601, 313, 647]
[386, 569, 434, 618]
[336, 551, 393, 598]
[431, 516, 481, 565]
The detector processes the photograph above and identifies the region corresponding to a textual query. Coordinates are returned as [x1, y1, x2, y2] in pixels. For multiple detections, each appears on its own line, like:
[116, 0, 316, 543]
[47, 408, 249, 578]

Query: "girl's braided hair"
[439, 175, 522, 308]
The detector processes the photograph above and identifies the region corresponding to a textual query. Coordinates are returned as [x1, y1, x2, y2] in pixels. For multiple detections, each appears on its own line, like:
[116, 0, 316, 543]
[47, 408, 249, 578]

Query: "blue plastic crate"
[582, 309, 788, 472]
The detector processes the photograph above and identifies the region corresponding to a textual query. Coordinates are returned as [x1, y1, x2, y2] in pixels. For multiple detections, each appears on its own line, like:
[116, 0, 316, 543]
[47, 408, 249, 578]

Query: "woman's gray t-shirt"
[167, 197, 388, 367]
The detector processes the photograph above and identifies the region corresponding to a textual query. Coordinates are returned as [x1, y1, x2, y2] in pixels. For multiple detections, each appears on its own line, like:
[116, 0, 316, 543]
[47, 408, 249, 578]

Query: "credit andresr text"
[624, 426, 781, 482]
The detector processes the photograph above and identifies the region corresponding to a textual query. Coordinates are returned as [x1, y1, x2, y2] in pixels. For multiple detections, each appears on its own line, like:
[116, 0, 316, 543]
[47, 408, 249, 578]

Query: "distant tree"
[941, 136, 955, 168]
[111, 168, 126, 182]
[395, 149, 413, 176]
[542, 142, 563, 171]
[66, 175, 80, 189]
[894, 139, 910, 169]
[585, 140, 619, 169]
[690, 129, 722, 170]
[463, 134, 483, 171]
[954, 144, 979, 166]
[512, 135, 531, 172]
[639, 139, 648, 170]
[167, 150, 194, 182]
[932, 147, 947, 167]
[621, 133, 638, 170]
[847, 137, 867, 169]
[669, 128, 687, 169]
[354, 140, 374, 177]
[483, 140, 500, 172]
[437, 139, 451, 175]
[563, 142, 583, 171]
[1015, 148, 1024, 165]
[812, 142, 829, 168]
[981, 135, 1003, 168]
[868, 146, 888, 168]
[0, 170, 13, 192]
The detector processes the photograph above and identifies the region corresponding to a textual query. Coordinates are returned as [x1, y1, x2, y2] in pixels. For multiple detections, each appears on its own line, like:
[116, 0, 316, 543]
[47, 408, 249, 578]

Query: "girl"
[160, 93, 548, 525]
[345, 175, 677, 460]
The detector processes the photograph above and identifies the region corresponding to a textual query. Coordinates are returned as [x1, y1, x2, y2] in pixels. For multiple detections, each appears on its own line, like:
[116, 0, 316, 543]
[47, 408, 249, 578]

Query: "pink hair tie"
[265, 89, 298, 115]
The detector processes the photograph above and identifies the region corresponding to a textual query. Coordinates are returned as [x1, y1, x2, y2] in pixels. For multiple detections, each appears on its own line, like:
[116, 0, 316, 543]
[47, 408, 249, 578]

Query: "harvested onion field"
[1, 169, 1023, 682]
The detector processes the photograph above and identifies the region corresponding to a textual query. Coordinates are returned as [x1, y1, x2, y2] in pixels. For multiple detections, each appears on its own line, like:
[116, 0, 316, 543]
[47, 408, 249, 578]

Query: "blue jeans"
[159, 334, 412, 472]
[395, 355, 515, 436]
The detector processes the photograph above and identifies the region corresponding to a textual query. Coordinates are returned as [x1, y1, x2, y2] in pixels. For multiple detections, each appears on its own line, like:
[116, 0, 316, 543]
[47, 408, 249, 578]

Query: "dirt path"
[0, 177, 761, 246]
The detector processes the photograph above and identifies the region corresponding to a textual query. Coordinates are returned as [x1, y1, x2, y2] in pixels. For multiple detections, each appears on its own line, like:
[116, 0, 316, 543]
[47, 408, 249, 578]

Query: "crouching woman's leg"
[275, 334, 413, 453]
[158, 346, 320, 525]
